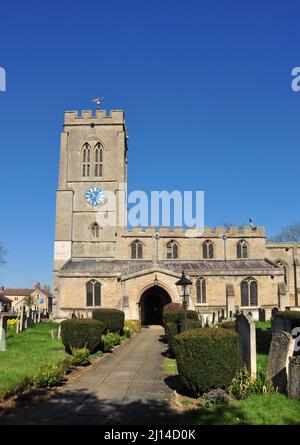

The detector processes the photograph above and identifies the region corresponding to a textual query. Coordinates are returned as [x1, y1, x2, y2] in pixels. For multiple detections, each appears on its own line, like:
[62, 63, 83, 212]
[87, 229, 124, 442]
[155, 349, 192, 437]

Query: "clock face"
[85, 187, 104, 207]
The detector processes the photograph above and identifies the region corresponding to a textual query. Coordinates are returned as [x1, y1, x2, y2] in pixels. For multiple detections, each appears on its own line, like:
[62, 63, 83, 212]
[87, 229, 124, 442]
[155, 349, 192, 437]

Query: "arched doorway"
[139, 286, 172, 325]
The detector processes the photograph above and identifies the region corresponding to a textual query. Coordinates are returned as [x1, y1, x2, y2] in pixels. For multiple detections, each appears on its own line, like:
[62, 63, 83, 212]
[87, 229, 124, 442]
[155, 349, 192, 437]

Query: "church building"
[53, 109, 300, 323]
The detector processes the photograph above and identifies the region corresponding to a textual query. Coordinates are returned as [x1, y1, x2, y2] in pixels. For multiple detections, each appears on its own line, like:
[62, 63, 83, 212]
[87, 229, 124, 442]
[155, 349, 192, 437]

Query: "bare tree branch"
[269, 221, 300, 242]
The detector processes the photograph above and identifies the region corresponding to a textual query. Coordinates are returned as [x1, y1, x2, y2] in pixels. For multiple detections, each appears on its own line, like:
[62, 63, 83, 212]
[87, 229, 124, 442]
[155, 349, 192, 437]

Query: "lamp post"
[175, 270, 192, 331]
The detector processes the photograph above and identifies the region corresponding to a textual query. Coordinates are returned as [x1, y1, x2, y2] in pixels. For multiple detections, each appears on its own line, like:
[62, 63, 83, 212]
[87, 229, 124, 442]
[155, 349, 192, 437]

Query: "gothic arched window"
[82, 143, 91, 177]
[131, 240, 143, 259]
[166, 240, 178, 259]
[241, 277, 258, 306]
[94, 143, 103, 177]
[91, 223, 99, 238]
[196, 277, 206, 304]
[86, 280, 101, 307]
[203, 240, 214, 259]
[237, 240, 248, 259]
[275, 260, 288, 286]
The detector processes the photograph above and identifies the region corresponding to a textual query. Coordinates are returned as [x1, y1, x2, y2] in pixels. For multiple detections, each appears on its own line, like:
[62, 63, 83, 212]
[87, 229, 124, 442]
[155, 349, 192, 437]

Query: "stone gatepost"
[268, 331, 294, 393]
[236, 313, 257, 379]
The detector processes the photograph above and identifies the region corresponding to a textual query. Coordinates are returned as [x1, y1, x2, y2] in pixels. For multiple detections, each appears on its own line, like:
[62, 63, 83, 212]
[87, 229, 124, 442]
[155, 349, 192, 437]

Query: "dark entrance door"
[140, 286, 172, 325]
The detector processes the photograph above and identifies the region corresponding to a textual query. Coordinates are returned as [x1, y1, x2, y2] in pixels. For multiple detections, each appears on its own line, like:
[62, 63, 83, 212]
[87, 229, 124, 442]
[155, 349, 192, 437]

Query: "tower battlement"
[64, 109, 125, 125]
[123, 225, 266, 238]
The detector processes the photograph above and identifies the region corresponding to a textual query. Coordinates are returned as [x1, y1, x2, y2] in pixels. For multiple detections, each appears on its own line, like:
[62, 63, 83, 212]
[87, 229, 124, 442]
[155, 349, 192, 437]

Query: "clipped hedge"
[124, 319, 141, 333]
[221, 320, 236, 331]
[61, 319, 103, 354]
[165, 320, 201, 356]
[174, 328, 241, 393]
[162, 310, 198, 325]
[275, 310, 300, 320]
[92, 308, 125, 333]
[163, 303, 182, 313]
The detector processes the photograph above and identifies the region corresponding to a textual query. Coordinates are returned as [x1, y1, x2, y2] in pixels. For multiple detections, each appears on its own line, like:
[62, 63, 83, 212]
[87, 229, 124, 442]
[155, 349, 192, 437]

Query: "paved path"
[0, 326, 180, 425]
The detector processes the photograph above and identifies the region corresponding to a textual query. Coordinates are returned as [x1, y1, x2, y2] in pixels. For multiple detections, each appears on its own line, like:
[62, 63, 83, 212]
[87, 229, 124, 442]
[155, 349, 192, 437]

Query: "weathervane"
[92, 97, 104, 109]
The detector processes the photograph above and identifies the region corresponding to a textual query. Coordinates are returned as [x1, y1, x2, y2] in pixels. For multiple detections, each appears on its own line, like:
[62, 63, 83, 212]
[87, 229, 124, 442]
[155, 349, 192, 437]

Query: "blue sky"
[0, 0, 300, 288]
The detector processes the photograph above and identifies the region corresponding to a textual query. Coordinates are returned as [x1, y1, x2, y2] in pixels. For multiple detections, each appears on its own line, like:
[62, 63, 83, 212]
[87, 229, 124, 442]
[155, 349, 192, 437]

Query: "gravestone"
[19, 306, 26, 332]
[0, 316, 7, 351]
[288, 356, 300, 400]
[37, 309, 41, 323]
[236, 313, 257, 378]
[58, 325, 61, 340]
[268, 331, 294, 393]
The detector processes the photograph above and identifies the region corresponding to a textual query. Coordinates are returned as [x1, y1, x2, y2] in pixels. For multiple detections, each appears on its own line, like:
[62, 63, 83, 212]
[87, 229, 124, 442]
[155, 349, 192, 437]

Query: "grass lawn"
[0, 323, 67, 399]
[184, 394, 300, 425]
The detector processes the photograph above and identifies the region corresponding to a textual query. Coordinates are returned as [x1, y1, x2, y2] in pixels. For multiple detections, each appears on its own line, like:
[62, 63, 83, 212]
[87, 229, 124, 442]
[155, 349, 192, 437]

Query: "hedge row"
[162, 310, 198, 325]
[165, 320, 200, 355]
[174, 328, 241, 393]
[61, 319, 103, 354]
[92, 308, 125, 333]
[275, 310, 300, 320]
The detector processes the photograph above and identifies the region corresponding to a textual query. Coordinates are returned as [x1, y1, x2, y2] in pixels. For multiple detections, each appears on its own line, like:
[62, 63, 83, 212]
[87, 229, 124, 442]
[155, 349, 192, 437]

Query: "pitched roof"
[59, 258, 282, 276]
[0, 294, 13, 303]
[1, 289, 33, 297]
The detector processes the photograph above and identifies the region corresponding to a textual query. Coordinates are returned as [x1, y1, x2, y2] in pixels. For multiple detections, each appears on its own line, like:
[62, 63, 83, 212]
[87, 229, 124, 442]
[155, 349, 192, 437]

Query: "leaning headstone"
[288, 356, 300, 400]
[58, 325, 61, 340]
[268, 331, 294, 393]
[236, 313, 257, 378]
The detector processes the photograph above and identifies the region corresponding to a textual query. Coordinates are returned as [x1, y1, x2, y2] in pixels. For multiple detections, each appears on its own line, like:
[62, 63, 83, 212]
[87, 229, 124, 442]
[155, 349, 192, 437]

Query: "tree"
[270, 220, 300, 242]
[0, 243, 6, 266]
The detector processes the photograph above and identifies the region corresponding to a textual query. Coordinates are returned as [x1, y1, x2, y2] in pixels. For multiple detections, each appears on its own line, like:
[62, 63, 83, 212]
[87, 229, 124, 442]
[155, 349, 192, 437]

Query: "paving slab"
[0, 326, 180, 425]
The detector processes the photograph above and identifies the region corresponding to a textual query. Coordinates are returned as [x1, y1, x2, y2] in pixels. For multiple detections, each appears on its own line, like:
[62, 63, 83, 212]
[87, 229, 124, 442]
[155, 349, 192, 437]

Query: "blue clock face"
[85, 187, 104, 207]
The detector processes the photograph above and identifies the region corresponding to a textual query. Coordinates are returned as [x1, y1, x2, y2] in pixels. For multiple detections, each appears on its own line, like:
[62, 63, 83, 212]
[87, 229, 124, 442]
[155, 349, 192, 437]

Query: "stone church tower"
[54, 108, 299, 323]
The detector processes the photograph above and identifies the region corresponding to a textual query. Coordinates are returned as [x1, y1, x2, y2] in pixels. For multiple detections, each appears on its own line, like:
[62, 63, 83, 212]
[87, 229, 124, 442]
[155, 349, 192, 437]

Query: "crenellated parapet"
[122, 225, 265, 238]
[64, 110, 125, 125]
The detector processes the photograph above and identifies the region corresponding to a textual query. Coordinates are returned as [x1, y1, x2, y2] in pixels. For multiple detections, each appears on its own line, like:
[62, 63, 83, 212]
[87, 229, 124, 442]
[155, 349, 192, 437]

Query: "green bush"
[275, 310, 300, 319]
[92, 308, 125, 334]
[163, 310, 198, 325]
[222, 320, 236, 331]
[165, 320, 200, 356]
[61, 319, 103, 354]
[174, 328, 241, 393]
[70, 347, 91, 366]
[102, 332, 122, 352]
[33, 360, 66, 388]
[123, 326, 132, 338]
[228, 367, 276, 400]
[124, 319, 141, 333]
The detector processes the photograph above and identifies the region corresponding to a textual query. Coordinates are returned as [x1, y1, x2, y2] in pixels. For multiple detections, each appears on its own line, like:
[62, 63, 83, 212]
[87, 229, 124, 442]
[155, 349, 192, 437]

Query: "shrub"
[61, 319, 103, 354]
[163, 303, 182, 313]
[102, 332, 122, 352]
[123, 326, 132, 338]
[70, 347, 90, 366]
[222, 320, 236, 331]
[7, 318, 18, 328]
[165, 320, 200, 356]
[174, 328, 241, 393]
[92, 308, 125, 334]
[124, 319, 141, 333]
[162, 310, 198, 325]
[33, 360, 66, 388]
[228, 367, 276, 400]
[275, 310, 300, 320]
